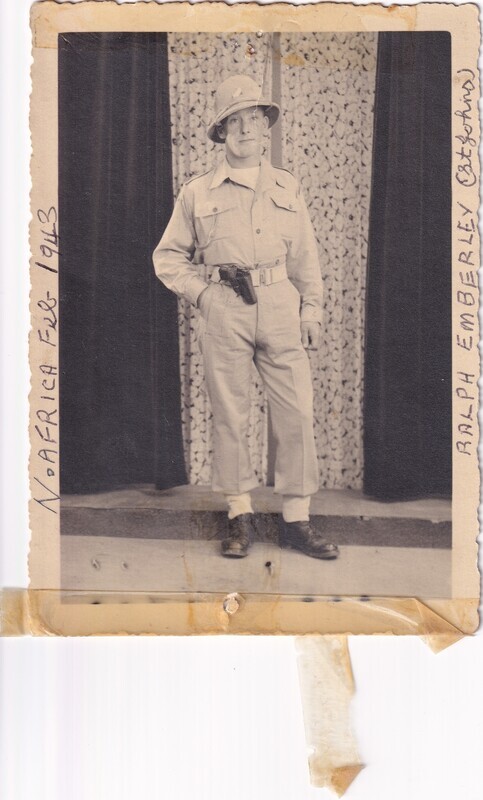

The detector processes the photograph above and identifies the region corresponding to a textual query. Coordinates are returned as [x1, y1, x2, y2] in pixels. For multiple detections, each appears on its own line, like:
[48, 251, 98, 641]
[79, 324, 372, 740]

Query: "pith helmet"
[207, 74, 280, 144]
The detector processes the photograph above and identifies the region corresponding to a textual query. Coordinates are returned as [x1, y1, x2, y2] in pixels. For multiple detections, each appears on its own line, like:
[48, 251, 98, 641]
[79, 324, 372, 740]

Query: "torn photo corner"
[24, 1, 480, 638]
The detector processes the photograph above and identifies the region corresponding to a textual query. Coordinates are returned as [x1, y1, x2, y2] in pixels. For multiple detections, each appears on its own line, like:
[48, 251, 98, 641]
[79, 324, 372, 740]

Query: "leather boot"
[221, 513, 255, 558]
[280, 520, 339, 560]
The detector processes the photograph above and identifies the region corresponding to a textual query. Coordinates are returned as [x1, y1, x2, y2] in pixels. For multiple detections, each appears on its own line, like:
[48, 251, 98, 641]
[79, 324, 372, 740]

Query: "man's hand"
[301, 321, 321, 350]
[197, 285, 212, 317]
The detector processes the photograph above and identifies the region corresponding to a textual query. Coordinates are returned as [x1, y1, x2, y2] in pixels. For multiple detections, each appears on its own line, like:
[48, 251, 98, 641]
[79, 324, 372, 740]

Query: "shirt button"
[213, 207, 218, 212]
[256, 228, 261, 234]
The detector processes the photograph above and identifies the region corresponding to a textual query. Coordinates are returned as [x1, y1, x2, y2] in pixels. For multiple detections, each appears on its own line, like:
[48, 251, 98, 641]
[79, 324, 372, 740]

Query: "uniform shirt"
[153, 156, 323, 323]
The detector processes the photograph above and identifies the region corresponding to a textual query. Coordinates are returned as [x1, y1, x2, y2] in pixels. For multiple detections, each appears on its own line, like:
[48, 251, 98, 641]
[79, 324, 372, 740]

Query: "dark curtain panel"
[363, 32, 452, 500]
[59, 33, 187, 493]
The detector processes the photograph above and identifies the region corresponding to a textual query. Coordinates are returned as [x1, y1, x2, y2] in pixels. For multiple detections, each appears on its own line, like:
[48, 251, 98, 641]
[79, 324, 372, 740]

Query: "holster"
[218, 265, 257, 305]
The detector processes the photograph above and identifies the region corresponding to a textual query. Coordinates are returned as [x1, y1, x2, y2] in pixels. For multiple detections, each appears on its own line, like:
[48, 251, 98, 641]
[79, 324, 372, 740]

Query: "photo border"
[28, 1, 480, 636]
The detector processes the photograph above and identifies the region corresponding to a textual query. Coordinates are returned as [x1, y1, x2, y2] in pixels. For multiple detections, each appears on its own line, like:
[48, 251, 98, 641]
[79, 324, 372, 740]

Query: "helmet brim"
[207, 100, 280, 144]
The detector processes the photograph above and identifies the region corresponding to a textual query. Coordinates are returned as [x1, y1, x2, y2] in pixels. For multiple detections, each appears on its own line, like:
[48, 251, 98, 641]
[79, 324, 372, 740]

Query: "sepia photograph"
[54, 28, 453, 598]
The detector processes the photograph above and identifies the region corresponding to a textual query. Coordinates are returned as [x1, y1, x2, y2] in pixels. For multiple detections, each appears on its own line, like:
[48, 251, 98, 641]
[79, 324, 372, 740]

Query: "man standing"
[153, 75, 339, 561]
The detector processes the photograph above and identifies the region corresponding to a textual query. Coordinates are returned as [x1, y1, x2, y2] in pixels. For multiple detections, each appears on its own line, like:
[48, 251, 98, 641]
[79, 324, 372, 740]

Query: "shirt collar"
[209, 158, 231, 190]
[209, 156, 287, 192]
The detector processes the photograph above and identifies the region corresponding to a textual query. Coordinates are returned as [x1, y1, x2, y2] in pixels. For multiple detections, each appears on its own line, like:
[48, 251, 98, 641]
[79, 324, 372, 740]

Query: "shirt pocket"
[269, 189, 299, 240]
[194, 198, 237, 250]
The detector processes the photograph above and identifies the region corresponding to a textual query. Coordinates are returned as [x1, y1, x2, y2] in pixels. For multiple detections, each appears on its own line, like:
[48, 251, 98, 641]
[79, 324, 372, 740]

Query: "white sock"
[282, 495, 311, 523]
[225, 492, 254, 520]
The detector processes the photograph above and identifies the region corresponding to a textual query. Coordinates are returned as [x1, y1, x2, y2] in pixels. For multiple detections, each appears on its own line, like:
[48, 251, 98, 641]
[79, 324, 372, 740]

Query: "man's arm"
[152, 185, 209, 307]
[287, 184, 323, 349]
[287, 184, 323, 323]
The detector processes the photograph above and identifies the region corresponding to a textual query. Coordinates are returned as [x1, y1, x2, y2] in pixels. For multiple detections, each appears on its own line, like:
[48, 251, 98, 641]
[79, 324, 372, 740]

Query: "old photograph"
[27, 2, 480, 634]
[8, 6, 480, 799]
[56, 29, 452, 597]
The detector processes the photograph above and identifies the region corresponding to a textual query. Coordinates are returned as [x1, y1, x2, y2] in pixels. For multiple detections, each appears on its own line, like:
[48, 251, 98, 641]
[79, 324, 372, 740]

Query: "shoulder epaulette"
[184, 167, 213, 186]
[274, 166, 295, 178]
[273, 166, 297, 188]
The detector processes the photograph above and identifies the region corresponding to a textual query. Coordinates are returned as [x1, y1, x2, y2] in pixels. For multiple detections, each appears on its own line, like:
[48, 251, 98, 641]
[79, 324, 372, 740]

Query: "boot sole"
[221, 547, 250, 558]
[280, 541, 340, 560]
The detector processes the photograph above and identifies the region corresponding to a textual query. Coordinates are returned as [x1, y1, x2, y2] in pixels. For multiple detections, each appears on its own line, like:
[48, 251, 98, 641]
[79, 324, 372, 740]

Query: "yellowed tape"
[1, 589, 478, 648]
[296, 636, 364, 794]
[3, 589, 476, 796]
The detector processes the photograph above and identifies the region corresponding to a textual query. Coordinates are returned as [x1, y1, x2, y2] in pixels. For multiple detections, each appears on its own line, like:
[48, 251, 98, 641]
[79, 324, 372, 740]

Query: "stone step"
[61, 508, 451, 549]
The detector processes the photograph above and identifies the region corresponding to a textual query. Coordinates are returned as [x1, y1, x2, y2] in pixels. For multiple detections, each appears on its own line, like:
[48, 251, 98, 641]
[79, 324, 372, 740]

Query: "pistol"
[219, 265, 257, 305]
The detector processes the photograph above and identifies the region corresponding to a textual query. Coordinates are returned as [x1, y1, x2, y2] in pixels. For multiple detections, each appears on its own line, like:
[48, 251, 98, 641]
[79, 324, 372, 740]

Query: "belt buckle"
[261, 267, 273, 286]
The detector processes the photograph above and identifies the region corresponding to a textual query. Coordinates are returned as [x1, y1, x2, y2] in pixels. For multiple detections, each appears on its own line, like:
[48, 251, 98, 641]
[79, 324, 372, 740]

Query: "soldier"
[153, 74, 339, 561]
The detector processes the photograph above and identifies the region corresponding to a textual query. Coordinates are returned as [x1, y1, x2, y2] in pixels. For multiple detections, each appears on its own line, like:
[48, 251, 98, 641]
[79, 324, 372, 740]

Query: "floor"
[62, 484, 451, 519]
[61, 485, 452, 598]
[61, 536, 451, 598]
[61, 485, 452, 548]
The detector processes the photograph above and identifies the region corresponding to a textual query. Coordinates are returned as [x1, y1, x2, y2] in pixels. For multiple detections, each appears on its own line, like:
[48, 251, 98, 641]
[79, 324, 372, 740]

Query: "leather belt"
[204, 260, 287, 287]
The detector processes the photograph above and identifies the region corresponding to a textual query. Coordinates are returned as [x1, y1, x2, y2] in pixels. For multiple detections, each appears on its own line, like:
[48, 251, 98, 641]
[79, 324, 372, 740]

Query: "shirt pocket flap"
[195, 198, 237, 218]
[270, 189, 298, 212]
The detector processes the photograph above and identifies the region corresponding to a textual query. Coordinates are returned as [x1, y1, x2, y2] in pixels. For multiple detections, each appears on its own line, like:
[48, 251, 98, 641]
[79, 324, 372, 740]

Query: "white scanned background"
[1, 4, 481, 800]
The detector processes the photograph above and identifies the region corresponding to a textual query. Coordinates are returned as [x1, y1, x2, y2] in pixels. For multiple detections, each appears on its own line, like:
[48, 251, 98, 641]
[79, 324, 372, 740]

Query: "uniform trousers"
[197, 277, 319, 497]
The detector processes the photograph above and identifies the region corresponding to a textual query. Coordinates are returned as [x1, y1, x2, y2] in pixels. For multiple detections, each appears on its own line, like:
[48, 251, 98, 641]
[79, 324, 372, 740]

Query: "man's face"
[220, 106, 269, 163]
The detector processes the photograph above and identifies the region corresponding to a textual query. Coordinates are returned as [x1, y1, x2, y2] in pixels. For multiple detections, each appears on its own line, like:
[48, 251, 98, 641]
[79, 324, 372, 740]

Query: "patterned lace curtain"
[279, 33, 377, 489]
[167, 33, 377, 490]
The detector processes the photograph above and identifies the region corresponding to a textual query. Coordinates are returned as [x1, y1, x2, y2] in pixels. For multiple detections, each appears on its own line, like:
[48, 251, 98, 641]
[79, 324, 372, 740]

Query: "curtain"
[279, 33, 377, 489]
[59, 33, 187, 493]
[168, 33, 377, 490]
[363, 32, 452, 500]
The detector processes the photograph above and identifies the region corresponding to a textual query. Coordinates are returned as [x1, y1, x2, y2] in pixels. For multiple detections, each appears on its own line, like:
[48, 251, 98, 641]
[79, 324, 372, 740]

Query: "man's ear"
[263, 115, 270, 131]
